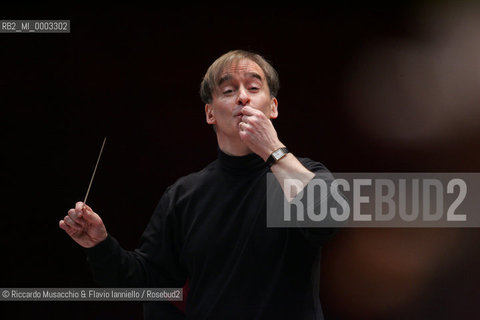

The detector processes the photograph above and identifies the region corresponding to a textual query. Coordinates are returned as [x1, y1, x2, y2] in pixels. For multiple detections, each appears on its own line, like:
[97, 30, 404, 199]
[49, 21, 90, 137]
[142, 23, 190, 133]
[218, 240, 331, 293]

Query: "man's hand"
[238, 106, 285, 160]
[237, 106, 315, 200]
[59, 202, 108, 248]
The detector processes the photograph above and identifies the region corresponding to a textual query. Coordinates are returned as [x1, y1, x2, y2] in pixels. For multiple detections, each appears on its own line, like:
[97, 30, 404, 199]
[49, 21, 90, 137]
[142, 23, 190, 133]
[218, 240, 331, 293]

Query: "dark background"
[2, 3, 480, 319]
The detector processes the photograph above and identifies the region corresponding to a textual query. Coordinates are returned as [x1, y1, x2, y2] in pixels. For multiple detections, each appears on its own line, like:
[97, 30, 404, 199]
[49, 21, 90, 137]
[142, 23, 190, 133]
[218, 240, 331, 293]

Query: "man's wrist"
[262, 143, 286, 161]
[266, 147, 290, 167]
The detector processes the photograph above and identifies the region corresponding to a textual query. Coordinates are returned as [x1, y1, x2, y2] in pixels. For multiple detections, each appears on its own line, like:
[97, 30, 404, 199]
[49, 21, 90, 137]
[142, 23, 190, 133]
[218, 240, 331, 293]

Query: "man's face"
[205, 58, 278, 139]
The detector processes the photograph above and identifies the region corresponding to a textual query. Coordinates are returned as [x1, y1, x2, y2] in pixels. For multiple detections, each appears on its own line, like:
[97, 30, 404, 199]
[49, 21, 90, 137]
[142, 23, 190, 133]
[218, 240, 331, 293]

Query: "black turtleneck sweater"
[85, 150, 336, 319]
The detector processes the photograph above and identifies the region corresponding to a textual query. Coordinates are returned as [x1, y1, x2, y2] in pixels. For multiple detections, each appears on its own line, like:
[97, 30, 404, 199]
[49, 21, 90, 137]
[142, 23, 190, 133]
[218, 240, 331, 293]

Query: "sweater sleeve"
[294, 158, 342, 246]
[84, 187, 187, 288]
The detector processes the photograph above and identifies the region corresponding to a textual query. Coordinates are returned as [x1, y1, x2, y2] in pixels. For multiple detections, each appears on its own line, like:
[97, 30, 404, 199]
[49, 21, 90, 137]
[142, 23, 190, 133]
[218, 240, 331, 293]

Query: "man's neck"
[216, 134, 252, 157]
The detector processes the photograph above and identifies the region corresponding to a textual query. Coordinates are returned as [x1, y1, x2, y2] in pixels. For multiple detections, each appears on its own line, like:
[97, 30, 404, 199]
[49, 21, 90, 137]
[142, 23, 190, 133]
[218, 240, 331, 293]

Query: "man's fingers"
[67, 209, 85, 226]
[241, 106, 260, 116]
[75, 201, 85, 213]
[59, 219, 68, 231]
[72, 202, 99, 222]
[241, 115, 251, 124]
[64, 215, 82, 230]
[68, 208, 83, 219]
[81, 205, 100, 223]
[59, 220, 74, 233]
[60, 220, 82, 239]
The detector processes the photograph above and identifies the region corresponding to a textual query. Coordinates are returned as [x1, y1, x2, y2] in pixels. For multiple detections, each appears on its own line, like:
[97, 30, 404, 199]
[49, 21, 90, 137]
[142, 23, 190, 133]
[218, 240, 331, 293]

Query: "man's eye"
[249, 87, 259, 91]
[223, 89, 233, 94]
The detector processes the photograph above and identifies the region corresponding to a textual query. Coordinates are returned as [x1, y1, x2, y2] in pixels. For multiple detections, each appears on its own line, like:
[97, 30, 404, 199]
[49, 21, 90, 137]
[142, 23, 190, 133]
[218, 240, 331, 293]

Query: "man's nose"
[237, 87, 250, 106]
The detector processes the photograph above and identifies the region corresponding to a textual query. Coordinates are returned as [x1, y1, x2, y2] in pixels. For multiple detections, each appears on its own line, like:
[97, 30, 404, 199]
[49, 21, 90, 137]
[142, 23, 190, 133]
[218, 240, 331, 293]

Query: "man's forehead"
[218, 59, 265, 80]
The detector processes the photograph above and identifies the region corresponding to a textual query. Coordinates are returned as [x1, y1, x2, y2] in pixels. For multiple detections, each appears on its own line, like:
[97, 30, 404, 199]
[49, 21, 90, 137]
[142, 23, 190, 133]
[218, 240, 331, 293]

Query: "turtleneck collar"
[217, 148, 268, 175]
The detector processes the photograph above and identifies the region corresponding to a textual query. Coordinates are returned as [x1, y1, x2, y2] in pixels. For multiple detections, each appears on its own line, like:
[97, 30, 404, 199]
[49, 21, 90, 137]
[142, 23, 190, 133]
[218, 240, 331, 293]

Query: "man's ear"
[269, 97, 279, 119]
[205, 104, 216, 124]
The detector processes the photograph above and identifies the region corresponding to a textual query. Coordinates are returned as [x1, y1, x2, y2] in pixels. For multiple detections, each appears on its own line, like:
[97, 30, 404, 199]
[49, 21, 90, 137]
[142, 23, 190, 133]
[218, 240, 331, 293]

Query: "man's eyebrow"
[245, 72, 263, 82]
[218, 74, 232, 86]
[217, 72, 263, 86]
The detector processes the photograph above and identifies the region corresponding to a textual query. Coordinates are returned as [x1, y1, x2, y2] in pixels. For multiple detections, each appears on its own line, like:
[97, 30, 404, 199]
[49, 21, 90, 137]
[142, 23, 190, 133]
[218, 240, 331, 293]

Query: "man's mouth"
[233, 107, 247, 118]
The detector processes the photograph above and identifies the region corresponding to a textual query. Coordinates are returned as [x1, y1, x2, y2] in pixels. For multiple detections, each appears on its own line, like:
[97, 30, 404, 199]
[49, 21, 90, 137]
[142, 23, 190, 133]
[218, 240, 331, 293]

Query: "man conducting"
[59, 50, 337, 319]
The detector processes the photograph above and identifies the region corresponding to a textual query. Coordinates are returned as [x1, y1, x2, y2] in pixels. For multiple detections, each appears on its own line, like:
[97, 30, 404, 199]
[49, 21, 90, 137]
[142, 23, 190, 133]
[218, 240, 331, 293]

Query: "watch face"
[273, 149, 283, 160]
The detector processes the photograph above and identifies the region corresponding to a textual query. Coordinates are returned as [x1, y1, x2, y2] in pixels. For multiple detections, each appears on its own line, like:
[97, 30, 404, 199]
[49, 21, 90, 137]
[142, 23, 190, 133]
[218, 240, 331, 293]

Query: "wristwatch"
[266, 147, 289, 167]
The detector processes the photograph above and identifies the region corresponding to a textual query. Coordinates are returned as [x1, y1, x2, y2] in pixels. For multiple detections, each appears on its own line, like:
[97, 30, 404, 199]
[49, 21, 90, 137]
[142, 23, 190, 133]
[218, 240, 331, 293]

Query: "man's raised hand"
[238, 106, 285, 160]
[59, 202, 108, 248]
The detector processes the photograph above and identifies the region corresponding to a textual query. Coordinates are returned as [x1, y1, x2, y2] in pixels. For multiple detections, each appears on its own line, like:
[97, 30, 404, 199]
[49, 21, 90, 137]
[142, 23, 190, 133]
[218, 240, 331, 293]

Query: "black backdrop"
[2, 4, 480, 320]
